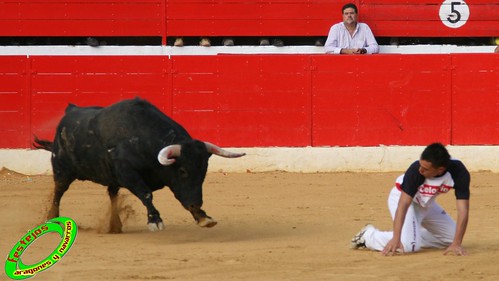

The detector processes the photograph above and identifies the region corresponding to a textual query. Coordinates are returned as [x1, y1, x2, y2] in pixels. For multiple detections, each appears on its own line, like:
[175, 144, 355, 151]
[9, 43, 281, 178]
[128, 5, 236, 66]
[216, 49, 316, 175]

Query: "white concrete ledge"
[2, 146, 498, 175]
[0, 45, 496, 56]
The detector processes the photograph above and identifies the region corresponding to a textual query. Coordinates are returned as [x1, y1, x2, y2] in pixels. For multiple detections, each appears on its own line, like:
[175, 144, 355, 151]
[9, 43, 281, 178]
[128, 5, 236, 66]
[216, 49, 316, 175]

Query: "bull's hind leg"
[47, 177, 74, 219]
[108, 186, 123, 233]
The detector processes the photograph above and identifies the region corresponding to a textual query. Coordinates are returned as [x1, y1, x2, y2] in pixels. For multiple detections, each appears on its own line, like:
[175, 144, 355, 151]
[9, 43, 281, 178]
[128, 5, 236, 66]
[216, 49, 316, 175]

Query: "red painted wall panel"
[0, 1, 497, 39]
[0, 1, 163, 36]
[0, 20, 163, 37]
[311, 55, 452, 146]
[364, 3, 499, 37]
[171, 55, 311, 146]
[1, 3, 161, 19]
[166, 1, 338, 36]
[167, 19, 332, 37]
[369, 21, 498, 37]
[166, 0, 498, 37]
[0, 54, 497, 149]
[365, 0, 491, 3]
[30, 56, 171, 141]
[363, 4, 497, 21]
[451, 54, 499, 145]
[0, 57, 30, 148]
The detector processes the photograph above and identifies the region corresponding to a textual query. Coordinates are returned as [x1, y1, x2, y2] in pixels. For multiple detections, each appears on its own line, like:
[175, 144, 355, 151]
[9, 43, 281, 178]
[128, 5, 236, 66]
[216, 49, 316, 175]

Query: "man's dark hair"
[420, 143, 451, 168]
[342, 3, 358, 14]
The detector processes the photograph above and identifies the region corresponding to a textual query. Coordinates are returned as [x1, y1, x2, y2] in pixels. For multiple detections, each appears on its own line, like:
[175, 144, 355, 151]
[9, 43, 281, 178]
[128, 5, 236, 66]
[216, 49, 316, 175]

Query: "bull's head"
[157, 141, 245, 227]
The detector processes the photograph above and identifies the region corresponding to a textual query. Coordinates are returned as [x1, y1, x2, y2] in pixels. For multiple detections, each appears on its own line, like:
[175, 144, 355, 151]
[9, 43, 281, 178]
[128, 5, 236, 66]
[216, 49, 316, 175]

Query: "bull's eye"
[178, 167, 189, 179]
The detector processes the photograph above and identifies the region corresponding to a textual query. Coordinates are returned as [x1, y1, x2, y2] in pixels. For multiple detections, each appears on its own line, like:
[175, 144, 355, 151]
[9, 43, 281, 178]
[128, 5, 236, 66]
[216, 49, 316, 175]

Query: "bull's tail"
[33, 135, 53, 152]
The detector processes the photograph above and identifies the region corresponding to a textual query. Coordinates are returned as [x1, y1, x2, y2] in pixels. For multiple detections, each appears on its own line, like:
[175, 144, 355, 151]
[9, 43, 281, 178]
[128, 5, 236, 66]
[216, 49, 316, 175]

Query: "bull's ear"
[158, 145, 181, 166]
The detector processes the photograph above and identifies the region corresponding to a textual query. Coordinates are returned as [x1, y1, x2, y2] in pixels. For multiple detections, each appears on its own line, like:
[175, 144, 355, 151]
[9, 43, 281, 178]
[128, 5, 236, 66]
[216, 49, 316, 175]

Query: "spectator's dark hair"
[420, 143, 451, 168]
[342, 3, 358, 14]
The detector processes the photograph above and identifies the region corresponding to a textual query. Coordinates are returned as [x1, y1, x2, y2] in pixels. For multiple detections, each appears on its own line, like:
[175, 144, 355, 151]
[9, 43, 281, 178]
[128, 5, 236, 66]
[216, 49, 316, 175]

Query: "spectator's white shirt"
[324, 22, 379, 54]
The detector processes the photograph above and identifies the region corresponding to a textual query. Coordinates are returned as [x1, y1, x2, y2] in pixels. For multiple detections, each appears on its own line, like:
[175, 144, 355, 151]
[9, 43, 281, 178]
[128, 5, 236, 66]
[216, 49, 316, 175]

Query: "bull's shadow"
[121, 219, 312, 245]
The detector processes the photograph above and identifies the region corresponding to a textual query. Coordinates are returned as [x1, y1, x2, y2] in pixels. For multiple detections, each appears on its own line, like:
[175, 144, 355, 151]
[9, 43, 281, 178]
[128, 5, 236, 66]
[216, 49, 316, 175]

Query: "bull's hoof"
[148, 222, 165, 232]
[197, 217, 217, 228]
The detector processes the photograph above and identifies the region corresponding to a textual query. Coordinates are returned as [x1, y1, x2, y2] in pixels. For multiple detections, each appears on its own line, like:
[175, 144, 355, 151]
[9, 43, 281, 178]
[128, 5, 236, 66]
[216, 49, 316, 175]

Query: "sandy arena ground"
[1, 168, 498, 281]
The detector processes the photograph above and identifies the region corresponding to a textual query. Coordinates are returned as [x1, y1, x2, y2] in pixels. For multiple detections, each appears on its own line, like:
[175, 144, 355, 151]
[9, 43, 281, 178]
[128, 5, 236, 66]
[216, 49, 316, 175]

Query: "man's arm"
[382, 191, 412, 255]
[443, 199, 469, 256]
[363, 24, 379, 54]
[324, 24, 343, 54]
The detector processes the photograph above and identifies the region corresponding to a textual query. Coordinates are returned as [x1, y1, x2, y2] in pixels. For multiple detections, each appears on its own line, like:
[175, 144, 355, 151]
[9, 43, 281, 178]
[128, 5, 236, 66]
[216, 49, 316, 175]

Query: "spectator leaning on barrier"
[324, 3, 379, 54]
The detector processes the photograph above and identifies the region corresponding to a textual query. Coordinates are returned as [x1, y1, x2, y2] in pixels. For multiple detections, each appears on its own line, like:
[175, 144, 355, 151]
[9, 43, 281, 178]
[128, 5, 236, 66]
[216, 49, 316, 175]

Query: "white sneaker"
[351, 224, 374, 249]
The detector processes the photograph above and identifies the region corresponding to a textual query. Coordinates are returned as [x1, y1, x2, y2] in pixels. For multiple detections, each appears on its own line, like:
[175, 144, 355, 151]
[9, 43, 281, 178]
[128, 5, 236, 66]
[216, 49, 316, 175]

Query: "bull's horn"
[204, 142, 246, 158]
[157, 145, 181, 166]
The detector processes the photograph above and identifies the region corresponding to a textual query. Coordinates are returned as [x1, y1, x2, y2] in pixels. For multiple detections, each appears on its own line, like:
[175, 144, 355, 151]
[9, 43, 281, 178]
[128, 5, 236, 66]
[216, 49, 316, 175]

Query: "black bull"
[34, 98, 245, 233]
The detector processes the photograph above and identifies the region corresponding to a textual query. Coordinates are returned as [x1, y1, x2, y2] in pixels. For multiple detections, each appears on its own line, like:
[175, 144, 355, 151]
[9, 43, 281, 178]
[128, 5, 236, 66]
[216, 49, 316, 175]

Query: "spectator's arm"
[364, 24, 379, 54]
[324, 26, 342, 54]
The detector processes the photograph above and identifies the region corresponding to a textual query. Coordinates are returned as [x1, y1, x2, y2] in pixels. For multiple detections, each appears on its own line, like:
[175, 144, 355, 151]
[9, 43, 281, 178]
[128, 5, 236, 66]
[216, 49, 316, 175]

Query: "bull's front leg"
[144, 192, 164, 231]
[114, 167, 164, 231]
[131, 188, 164, 231]
[188, 206, 217, 228]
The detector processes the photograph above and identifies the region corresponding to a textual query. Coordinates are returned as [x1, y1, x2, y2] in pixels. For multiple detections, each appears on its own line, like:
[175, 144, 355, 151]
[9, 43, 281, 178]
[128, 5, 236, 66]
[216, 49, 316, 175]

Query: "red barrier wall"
[0, 1, 497, 42]
[0, 56, 30, 148]
[165, 0, 339, 37]
[363, 0, 498, 37]
[451, 54, 499, 145]
[166, 0, 499, 38]
[311, 54, 453, 146]
[30, 56, 171, 139]
[0, 54, 497, 149]
[0, 0, 164, 36]
[171, 55, 312, 146]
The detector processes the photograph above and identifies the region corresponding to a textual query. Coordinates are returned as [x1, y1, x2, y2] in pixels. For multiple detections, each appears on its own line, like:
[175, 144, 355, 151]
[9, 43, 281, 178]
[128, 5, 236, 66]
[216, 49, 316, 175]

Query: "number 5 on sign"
[439, 0, 469, 28]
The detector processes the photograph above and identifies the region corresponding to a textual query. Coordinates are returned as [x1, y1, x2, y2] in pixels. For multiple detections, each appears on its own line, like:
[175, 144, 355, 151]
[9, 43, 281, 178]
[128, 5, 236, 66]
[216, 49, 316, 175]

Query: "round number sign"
[439, 0, 470, 28]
